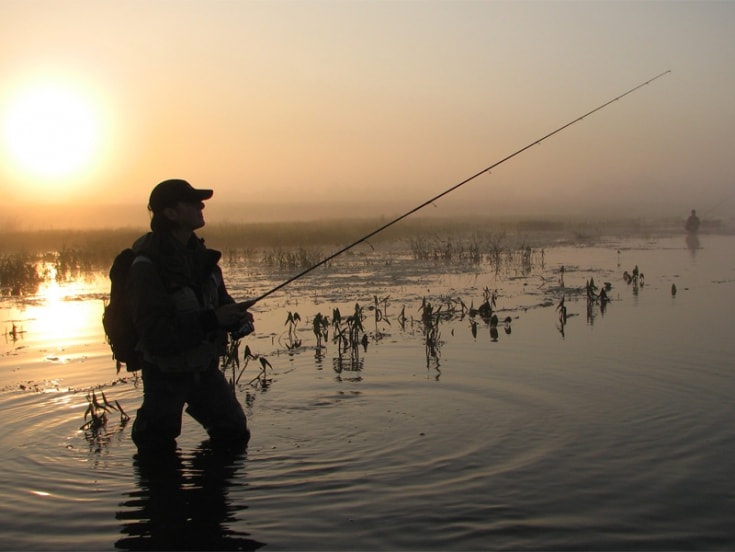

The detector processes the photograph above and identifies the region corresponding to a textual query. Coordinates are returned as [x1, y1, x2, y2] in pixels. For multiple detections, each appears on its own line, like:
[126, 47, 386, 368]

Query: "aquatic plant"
[473, 287, 497, 320]
[583, 278, 612, 324]
[331, 304, 367, 371]
[623, 265, 644, 287]
[346, 304, 367, 352]
[53, 247, 96, 281]
[80, 390, 129, 432]
[221, 334, 242, 381]
[623, 265, 644, 296]
[333, 312, 365, 374]
[371, 295, 391, 340]
[312, 312, 329, 350]
[586, 278, 599, 301]
[242, 345, 273, 388]
[224, 342, 272, 389]
[262, 247, 325, 271]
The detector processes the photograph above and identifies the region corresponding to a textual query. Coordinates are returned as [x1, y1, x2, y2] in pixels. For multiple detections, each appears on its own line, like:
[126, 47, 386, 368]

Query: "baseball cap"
[148, 179, 213, 212]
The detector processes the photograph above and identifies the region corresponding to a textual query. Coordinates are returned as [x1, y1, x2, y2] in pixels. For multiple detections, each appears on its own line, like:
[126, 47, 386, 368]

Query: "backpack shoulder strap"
[132, 254, 154, 267]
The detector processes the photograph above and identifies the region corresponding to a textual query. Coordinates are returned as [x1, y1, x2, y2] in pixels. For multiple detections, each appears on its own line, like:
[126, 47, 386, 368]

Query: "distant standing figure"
[127, 179, 254, 453]
[684, 209, 700, 233]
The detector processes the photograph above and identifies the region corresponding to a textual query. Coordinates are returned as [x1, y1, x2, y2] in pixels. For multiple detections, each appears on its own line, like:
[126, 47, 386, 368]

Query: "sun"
[2, 80, 102, 182]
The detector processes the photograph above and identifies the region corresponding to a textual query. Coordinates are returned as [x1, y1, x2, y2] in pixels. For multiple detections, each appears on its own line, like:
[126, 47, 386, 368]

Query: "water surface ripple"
[0, 235, 733, 549]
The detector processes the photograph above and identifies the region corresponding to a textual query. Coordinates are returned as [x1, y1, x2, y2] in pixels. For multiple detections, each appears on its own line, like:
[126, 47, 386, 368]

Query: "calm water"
[1, 234, 733, 550]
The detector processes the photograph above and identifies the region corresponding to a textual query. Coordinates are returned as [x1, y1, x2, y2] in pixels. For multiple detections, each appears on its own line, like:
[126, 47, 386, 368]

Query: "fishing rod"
[699, 189, 735, 219]
[247, 70, 671, 306]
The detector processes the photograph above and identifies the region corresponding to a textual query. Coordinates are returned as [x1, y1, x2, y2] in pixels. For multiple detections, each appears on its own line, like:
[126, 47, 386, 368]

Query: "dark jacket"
[127, 231, 234, 372]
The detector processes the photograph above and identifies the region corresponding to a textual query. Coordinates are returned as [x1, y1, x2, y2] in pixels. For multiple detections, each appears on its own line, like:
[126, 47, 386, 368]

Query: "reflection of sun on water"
[32, 275, 100, 344]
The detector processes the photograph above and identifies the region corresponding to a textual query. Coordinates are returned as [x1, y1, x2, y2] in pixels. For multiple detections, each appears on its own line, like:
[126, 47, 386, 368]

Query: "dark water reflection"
[685, 232, 700, 256]
[116, 442, 264, 551]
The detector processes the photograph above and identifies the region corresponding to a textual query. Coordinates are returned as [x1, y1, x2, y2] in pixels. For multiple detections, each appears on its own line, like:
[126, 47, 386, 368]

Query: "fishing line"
[247, 70, 671, 306]
[699, 189, 735, 219]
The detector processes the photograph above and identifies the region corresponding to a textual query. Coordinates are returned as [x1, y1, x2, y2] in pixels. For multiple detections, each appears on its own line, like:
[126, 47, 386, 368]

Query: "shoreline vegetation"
[0, 214, 728, 296]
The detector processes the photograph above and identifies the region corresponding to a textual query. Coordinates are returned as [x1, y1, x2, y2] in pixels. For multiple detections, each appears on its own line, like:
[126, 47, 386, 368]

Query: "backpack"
[102, 248, 151, 373]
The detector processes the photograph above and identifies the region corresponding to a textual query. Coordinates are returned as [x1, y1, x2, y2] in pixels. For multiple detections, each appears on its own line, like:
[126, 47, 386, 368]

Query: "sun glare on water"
[31, 270, 101, 345]
[1, 79, 104, 190]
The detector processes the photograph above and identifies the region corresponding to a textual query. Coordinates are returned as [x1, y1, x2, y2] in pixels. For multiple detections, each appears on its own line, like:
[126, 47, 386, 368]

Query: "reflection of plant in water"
[372, 295, 391, 339]
[284, 311, 302, 349]
[0, 253, 43, 295]
[331, 304, 367, 372]
[556, 296, 568, 337]
[557, 296, 567, 323]
[419, 298, 443, 380]
[489, 312, 500, 341]
[420, 298, 442, 369]
[585, 278, 612, 324]
[312, 312, 329, 349]
[470, 318, 478, 339]
[397, 305, 407, 330]
[509, 242, 534, 276]
[0, 245, 137, 296]
[4, 321, 25, 342]
[503, 316, 512, 335]
[332, 355, 364, 381]
[52, 248, 95, 281]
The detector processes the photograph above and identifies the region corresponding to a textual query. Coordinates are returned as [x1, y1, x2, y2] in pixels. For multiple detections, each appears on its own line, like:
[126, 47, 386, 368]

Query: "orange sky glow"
[1, 1, 734, 229]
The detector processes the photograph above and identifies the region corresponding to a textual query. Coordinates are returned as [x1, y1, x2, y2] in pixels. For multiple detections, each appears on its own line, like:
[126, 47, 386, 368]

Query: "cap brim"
[189, 189, 213, 201]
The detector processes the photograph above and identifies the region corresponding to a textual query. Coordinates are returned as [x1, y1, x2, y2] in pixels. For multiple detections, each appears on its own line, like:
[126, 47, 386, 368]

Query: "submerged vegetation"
[79, 389, 130, 452]
[1, 215, 703, 256]
[0, 253, 43, 295]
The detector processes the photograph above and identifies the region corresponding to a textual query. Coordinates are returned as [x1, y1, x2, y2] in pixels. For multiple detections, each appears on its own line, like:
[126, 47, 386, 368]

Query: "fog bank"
[2, 196, 728, 233]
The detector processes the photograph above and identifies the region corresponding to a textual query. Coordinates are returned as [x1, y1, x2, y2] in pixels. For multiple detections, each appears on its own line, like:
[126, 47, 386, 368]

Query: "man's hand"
[215, 302, 254, 328]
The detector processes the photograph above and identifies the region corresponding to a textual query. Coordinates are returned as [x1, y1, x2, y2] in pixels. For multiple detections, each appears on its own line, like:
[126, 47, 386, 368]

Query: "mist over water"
[3, 196, 731, 232]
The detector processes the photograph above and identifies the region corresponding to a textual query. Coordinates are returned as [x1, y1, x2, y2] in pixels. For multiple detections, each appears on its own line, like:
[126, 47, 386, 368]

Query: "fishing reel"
[229, 320, 254, 339]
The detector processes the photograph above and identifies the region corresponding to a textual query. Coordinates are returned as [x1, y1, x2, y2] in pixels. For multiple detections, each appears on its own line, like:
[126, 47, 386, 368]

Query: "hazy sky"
[1, 1, 734, 228]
